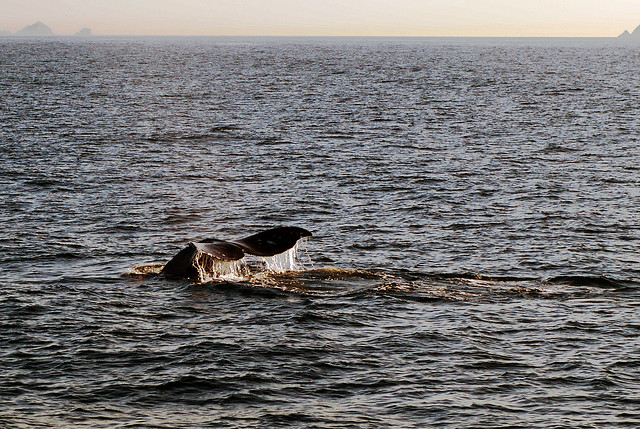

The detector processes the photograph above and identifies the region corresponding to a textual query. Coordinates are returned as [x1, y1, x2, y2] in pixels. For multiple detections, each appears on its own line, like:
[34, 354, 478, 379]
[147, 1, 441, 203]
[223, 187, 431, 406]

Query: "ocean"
[1, 36, 640, 427]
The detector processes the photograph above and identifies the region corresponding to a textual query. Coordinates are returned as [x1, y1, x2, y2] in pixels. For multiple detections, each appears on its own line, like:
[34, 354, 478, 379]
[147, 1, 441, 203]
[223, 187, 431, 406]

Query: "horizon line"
[3, 21, 631, 39]
[0, 33, 626, 39]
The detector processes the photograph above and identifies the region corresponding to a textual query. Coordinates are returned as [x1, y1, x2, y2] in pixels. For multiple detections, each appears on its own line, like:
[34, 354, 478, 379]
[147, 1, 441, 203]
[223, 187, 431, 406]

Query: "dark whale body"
[162, 226, 312, 279]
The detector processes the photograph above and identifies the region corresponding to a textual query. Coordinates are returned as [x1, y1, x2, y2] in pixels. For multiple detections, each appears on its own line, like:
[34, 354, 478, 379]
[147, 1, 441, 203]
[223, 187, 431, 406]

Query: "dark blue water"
[2, 36, 640, 428]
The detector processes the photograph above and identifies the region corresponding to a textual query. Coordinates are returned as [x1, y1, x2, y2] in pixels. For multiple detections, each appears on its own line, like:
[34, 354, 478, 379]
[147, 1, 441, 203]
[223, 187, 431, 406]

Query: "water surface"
[1, 36, 640, 428]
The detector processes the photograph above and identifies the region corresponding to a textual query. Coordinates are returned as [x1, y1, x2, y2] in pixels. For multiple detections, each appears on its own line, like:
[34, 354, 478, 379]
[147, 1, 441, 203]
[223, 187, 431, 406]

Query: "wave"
[127, 260, 639, 302]
[546, 275, 636, 290]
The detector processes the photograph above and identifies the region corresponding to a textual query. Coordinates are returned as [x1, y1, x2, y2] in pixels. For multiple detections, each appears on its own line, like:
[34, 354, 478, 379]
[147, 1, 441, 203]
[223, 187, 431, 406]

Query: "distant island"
[16, 21, 54, 36]
[74, 28, 93, 37]
[1, 21, 639, 39]
[0, 21, 92, 37]
[618, 24, 640, 40]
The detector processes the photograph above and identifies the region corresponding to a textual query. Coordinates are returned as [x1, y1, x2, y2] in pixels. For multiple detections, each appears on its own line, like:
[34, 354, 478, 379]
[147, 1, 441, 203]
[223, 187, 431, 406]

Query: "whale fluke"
[161, 243, 200, 279]
[161, 226, 312, 279]
[193, 240, 245, 261]
[232, 226, 312, 257]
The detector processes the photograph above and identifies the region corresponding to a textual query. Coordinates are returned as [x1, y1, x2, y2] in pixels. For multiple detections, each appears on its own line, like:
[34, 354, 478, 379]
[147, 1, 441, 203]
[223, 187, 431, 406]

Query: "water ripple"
[2, 37, 640, 428]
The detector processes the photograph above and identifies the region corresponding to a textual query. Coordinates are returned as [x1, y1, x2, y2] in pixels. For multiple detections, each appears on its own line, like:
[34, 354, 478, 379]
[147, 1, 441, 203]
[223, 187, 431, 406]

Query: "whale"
[161, 226, 312, 279]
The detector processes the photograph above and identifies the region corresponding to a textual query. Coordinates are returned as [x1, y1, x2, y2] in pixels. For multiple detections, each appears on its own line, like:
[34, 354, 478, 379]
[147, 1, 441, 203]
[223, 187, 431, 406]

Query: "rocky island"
[0, 22, 93, 37]
[618, 24, 640, 40]
[16, 21, 54, 36]
[73, 28, 93, 37]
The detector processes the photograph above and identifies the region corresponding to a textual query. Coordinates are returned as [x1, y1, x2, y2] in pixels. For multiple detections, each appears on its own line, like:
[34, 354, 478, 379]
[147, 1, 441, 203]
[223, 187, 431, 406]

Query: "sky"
[1, 0, 640, 37]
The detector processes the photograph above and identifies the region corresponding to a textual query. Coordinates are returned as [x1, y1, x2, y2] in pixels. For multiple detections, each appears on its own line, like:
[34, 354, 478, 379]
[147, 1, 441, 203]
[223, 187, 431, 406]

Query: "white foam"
[192, 250, 250, 282]
[127, 264, 164, 275]
[260, 242, 305, 273]
[190, 242, 308, 282]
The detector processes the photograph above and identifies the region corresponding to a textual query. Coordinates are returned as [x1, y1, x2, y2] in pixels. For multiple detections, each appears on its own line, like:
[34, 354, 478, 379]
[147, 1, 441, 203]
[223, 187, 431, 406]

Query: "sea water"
[1, 36, 640, 428]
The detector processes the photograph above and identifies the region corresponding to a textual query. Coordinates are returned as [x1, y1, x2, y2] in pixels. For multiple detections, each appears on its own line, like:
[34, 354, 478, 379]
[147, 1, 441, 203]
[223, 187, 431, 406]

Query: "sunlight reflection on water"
[2, 37, 640, 428]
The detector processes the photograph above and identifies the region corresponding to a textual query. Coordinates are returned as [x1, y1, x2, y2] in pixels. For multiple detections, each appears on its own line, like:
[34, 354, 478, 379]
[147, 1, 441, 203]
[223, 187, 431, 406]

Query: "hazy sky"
[1, 0, 640, 37]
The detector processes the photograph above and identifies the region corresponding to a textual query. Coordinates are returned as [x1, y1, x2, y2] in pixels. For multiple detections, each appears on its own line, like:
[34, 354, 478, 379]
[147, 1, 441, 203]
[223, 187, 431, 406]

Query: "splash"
[260, 242, 305, 273]
[192, 243, 307, 282]
[193, 243, 308, 283]
[127, 264, 164, 276]
[129, 241, 309, 283]
[192, 250, 250, 282]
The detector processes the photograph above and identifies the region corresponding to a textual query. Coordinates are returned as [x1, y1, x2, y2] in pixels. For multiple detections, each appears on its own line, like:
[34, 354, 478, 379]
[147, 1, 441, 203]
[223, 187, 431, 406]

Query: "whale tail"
[232, 226, 312, 257]
[161, 226, 312, 279]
